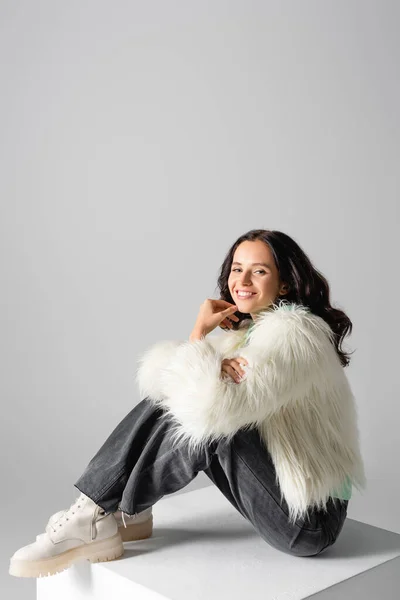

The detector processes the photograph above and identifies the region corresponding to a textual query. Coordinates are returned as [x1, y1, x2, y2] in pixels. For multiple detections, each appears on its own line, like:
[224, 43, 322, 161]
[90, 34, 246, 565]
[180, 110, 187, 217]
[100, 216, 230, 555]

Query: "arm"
[136, 298, 238, 402]
[139, 311, 340, 453]
[135, 328, 210, 401]
[135, 339, 184, 402]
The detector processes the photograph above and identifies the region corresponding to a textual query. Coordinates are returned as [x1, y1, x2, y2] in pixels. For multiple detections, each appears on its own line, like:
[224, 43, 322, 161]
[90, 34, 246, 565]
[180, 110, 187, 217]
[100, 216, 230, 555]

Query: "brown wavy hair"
[214, 229, 354, 367]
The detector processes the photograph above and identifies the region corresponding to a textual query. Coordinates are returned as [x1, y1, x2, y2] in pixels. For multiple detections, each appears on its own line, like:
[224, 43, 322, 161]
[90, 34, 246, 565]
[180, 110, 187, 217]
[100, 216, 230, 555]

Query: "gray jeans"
[74, 397, 348, 557]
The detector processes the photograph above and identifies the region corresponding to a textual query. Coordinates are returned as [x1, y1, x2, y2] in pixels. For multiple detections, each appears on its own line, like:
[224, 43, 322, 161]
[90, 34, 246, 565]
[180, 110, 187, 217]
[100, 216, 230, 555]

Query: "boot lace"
[117, 506, 138, 529]
[47, 492, 101, 541]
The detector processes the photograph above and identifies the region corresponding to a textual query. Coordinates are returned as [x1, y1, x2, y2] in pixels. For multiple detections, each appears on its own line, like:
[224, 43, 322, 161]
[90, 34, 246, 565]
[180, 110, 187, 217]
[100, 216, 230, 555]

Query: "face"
[228, 240, 288, 319]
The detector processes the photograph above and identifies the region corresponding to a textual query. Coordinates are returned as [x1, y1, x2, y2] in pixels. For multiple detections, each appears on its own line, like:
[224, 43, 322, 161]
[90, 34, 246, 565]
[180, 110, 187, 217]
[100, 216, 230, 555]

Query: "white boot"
[37, 505, 153, 543]
[9, 493, 124, 578]
[114, 507, 153, 542]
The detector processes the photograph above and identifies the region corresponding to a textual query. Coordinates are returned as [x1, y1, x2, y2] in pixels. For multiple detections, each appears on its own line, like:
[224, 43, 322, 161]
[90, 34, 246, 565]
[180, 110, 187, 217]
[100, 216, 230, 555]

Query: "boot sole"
[9, 532, 124, 578]
[118, 515, 153, 542]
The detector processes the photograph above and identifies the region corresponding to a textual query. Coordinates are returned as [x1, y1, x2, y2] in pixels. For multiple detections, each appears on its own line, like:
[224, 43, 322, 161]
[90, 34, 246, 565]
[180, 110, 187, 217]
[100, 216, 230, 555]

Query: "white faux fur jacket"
[135, 301, 367, 524]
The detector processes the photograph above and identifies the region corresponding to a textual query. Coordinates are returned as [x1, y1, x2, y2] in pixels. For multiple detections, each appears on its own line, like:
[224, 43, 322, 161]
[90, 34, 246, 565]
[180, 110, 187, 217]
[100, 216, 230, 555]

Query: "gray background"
[1, 1, 399, 598]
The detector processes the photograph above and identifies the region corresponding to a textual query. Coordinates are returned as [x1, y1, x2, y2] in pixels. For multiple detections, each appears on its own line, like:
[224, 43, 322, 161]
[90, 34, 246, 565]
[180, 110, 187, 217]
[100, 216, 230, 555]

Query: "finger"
[222, 305, 238, 316]
[231, 360, 246, 377]
[221, 363, 235, 378]
[227, 315, 240, 323]
[221, 315, 240, 329]
[227, 362, 244, 380]
[222, 318, 235, 330]
[224, 365, 241, 383]
[220, 319, 231, 329]
[222, 358, 245, 377]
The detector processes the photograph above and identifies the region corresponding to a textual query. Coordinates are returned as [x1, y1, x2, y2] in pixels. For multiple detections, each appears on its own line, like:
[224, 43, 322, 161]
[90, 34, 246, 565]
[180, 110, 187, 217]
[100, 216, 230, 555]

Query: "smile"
[236, 291, 257, 299]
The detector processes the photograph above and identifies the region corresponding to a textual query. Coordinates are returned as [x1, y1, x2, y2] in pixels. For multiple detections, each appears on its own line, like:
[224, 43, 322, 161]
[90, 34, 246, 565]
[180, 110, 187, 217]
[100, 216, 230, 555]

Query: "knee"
[280, 528, 328, 558]
[288, 532, 335, 557]
[284, 545, 325, 558]
[255, 532, 320, 558]
[284, 543, 327, 558]
[253, 514, 334, 558]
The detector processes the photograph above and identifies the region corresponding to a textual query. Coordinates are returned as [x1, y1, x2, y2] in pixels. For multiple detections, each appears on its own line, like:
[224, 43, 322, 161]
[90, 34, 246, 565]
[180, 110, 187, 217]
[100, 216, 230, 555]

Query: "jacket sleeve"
[136, 312, 339, 453]
[135, 339, 184, 402]
[134, 332, 236, 402]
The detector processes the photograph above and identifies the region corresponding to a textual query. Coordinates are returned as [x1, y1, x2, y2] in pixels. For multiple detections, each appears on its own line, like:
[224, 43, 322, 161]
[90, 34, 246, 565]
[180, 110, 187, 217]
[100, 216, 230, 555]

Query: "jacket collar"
[236, 299, 310, 339]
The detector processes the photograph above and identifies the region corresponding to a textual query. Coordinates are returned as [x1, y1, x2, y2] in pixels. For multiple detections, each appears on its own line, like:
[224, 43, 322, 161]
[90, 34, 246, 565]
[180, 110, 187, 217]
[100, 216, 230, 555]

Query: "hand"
[221, 357, 248, 384]
[192, 298, 239, 337]
[218, 312, 240, 331]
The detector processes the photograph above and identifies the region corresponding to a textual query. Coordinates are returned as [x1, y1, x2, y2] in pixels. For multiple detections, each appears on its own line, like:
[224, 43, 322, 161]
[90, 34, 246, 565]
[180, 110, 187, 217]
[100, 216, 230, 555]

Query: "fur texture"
[135, 301, 367, 524]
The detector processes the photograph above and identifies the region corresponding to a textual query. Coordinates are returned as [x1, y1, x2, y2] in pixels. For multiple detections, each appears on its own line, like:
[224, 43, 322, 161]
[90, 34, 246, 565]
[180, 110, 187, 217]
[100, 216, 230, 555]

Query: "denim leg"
[74, 397, 217, 515]
[74, 397, 348, 557]
[203, 427, 349, 557]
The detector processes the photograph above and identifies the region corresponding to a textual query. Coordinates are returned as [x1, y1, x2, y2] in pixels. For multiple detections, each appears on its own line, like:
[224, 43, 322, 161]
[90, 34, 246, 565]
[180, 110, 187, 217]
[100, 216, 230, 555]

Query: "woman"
[9, 229, 367, 578]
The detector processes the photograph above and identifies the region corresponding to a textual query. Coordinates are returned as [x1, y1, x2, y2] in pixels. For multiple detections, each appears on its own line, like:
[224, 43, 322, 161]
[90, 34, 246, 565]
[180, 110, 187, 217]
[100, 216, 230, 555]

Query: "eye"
[232, 268, 266, 274]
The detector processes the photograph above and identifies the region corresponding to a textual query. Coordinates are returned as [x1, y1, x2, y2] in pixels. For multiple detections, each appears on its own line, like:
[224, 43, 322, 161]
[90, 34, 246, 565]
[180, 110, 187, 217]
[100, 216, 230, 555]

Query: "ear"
[279, 284, 289, 296]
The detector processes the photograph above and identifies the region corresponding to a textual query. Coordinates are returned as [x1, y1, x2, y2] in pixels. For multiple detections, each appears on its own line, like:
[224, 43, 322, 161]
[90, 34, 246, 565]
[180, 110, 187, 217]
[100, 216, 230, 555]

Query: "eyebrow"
[232, 262, 272, 269]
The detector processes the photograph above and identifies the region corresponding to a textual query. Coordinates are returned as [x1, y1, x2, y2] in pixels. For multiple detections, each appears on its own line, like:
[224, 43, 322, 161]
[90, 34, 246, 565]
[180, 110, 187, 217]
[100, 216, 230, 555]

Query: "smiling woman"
[9, 229, 366, 579]
[133, 230, 365, 517]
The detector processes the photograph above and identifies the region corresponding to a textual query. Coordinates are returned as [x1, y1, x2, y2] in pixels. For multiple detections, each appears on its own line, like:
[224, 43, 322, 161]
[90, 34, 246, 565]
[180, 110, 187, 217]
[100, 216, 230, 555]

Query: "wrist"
[189, 328, 207, 342]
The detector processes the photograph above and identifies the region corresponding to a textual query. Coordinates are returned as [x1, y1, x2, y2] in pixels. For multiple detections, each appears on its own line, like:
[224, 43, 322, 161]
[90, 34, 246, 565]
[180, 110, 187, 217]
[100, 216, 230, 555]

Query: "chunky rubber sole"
[9, 532, 124, 578]
[118, 515, 153, 542]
